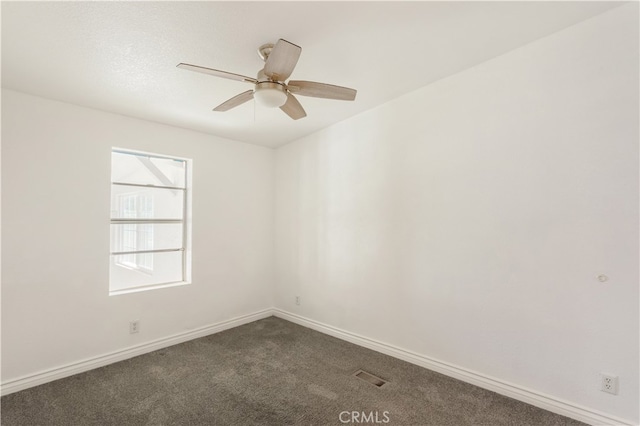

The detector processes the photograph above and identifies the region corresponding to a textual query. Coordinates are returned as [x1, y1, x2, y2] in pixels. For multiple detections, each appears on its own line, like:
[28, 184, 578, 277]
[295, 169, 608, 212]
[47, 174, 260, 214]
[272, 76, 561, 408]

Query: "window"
[109, 149, 190, 295]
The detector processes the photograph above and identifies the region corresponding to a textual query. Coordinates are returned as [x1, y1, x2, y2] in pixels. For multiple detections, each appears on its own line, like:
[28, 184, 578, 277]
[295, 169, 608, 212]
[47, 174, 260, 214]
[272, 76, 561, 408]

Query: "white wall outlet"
[129, 320, 140, 334]
[295, 296, 300, 306]
[601, 373, 618, 395]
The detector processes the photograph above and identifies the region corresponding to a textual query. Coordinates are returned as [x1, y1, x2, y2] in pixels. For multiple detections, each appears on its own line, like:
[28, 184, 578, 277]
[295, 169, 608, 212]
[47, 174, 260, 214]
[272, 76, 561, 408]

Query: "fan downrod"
[257, 43, 274, 62]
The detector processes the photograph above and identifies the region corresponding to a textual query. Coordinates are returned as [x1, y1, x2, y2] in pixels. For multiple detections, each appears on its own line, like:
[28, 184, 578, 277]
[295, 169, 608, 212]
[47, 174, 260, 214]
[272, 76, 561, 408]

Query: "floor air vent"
[353, 370, 387, 387]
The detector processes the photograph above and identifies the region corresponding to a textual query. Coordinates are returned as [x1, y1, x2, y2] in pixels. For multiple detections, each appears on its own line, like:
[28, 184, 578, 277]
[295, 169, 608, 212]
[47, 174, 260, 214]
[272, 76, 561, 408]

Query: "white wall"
[275, 5, 638, 423]
[1, 89, 274, 381]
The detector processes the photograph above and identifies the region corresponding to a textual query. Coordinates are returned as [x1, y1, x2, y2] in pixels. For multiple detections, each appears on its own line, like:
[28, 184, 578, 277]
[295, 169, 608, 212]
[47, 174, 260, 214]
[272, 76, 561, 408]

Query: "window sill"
[109, 280, 191, 296]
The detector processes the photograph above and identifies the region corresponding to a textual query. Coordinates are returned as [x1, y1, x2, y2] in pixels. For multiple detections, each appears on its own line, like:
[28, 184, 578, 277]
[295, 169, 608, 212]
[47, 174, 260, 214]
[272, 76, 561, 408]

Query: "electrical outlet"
[129, 320, 140, 334]
[601, 373, 618, 395]
[295, 296, 300, 306]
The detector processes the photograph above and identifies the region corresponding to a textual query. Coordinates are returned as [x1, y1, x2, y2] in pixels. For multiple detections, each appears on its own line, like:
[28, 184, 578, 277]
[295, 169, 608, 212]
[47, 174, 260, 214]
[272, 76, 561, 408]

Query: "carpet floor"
[1, 316, 585, 425]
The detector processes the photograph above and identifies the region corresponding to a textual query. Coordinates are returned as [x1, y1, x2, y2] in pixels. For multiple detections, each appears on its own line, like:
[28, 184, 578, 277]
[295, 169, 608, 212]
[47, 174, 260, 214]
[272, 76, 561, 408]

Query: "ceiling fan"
[177, 39, 357, 120]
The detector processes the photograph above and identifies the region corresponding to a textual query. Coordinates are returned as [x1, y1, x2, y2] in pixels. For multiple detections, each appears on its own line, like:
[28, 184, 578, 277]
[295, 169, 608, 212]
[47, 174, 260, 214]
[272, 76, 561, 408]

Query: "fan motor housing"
[255, 81, 286, 91]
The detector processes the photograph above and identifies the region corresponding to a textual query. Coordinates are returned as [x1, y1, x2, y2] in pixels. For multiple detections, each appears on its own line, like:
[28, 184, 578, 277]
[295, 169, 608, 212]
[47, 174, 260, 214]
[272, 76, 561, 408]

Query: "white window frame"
[109, 148, 191, 295]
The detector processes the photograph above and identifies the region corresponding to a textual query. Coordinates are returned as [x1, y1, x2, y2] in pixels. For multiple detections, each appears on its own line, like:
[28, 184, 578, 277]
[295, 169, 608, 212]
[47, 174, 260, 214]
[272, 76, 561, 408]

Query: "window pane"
[110, 185, 184, 219]
[110, 251, 183, 292]
[110, 223, 183, 252]
[112, 151, 186, 188]
[109, 148, 190, 295]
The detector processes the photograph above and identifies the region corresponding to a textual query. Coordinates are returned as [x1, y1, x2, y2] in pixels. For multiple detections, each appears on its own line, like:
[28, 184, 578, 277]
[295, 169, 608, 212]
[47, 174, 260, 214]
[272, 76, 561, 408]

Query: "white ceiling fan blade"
[264, 39, 301, 82]
[280, 93, 306, 120]
[213, 90, 254, 112]
[287, 81, 356, 101]
[177, 63, 257, 84]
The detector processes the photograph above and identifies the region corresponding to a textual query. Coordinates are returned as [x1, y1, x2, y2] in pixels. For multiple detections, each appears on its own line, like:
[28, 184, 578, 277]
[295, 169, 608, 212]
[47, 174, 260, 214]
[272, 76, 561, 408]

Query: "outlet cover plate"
[601, 373, 618, 395]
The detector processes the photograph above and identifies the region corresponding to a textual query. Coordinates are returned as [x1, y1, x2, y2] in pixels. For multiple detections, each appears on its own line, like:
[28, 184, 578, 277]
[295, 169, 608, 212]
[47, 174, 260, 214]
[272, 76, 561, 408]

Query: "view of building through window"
[109, 149, 190, 294]
[115, 193, 154, 271]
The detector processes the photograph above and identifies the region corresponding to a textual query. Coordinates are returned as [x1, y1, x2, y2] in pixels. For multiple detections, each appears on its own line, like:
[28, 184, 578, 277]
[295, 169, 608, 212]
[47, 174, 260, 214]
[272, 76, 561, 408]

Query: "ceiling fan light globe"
[254, 83, 287, 108]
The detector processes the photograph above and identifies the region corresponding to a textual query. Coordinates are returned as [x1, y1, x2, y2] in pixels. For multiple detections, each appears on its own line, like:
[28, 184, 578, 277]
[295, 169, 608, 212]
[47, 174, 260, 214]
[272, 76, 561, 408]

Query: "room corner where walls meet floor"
[1, 314, 589, 426]
[1, 308, 635, 426]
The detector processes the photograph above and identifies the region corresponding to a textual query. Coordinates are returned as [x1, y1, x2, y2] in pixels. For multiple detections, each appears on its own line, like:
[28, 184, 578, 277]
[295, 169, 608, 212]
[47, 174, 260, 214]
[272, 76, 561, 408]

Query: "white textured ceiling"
[1, 1, 620, 148]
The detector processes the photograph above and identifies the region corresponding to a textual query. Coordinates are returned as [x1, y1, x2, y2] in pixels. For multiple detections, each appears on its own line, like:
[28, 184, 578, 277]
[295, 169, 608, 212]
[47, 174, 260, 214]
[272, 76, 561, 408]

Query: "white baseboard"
[1, 308, 273, 396]
[273, 309, 635, 426]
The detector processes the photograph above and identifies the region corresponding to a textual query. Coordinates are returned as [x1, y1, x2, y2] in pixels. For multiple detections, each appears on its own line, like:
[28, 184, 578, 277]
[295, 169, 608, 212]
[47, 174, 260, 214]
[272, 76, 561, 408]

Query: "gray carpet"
[1, 316, 584, 425]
